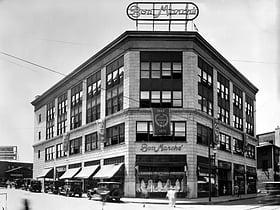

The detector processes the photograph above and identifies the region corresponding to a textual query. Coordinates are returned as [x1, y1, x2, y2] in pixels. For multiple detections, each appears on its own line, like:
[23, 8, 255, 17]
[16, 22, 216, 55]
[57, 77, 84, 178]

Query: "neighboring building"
[0, 160, 33, 187]
[257, 126, 280, 185]
[0, 146, 17, 160]
[31, 31, 258, 198]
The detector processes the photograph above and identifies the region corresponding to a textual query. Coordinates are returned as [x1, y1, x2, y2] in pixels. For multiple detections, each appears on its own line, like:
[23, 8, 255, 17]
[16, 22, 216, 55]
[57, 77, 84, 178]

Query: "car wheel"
[79, 193, 82, 197]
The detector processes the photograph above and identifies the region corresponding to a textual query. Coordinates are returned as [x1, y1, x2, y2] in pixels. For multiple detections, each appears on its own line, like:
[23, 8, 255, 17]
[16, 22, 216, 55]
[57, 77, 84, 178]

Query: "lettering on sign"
[140, 143, 183, 152]
[127, 2, 199, 21]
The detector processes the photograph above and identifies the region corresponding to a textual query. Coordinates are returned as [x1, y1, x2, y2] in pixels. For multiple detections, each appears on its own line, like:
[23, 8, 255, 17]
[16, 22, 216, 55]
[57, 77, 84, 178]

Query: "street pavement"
[1, 188, 277, 210]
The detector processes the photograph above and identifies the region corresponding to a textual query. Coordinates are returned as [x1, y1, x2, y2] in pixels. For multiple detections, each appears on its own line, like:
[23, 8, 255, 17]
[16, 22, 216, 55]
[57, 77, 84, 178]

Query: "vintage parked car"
[29, 180, 42, 192]
[44, 180, 64, 194]
[58, 180, 83, 197]
[87, 182, 123, 202]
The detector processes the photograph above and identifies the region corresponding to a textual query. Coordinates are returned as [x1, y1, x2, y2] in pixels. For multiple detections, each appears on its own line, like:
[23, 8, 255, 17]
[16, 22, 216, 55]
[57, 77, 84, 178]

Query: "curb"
[122, 195, 257, 205]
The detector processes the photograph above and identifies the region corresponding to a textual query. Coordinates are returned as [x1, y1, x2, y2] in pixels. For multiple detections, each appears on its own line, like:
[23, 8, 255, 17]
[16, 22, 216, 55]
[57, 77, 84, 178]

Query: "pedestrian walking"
[223, 185, 226, 195]
[166, 187, 176, 207]
[234, 184, 240, 198]
[22, 199, 30, 210]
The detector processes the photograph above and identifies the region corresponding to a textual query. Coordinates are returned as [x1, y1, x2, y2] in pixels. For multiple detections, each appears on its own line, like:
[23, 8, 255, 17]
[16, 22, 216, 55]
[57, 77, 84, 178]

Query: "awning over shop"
[37, 168, 54, 178]
[74, 165, 100, 179]
[5, 167, 23, 173]
[59, 168, 81, 179]
[93, 163, 124, 179]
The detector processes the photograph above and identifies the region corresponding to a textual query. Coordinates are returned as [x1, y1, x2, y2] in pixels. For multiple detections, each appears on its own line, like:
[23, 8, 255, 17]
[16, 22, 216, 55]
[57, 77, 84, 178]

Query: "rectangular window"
[87, 71, 101, 123]
[198, 57, 213, 116]
[140, 91, 150, 107]
[140, 90, 182, 108]
[151, 91, 161, 107]
[69, 137, 82, 155]
[197, 123, 213, 146]
[217, 73, 230, 124]
[233, 138, 244, 156]
[151, 62, 161, 78]
[232, 85, 243, 131]
[56, 143, 66, 159]
[45, 146, 54, 161]
[219, 133, 231, 152]
[106, 57, 124, 116]
[85, 132, 98, 152]
[46, 100, 55, 140]
[162, 62, 171, 78]
[38, 150, 40, 159]
[70, 83, 83, 130]
[245, 95, 254, 135]
[140, 52, 182, 79]
[57, 92, 67, 135]
[140, 62, 150, 78]
[136, 121, 186, 142]
[246, 144, 255, 159]
[105, 123, 125, 147]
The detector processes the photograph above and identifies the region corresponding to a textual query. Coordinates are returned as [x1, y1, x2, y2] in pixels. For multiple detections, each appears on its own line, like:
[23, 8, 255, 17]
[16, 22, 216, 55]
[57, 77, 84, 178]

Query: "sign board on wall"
[152, 108, 171, 136]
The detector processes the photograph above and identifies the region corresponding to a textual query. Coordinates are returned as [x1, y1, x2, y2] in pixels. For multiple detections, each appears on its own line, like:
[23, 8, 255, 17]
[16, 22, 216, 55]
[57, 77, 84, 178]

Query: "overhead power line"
[0, 51, 66, 77]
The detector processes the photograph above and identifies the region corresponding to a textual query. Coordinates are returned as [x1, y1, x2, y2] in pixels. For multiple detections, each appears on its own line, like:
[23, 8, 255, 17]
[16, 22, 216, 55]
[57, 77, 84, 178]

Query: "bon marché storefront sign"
[139, 143, 184, 153]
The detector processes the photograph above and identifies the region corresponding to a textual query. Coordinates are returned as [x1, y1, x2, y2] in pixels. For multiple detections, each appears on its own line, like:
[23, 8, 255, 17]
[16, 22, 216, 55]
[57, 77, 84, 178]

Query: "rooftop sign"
[127, 2, 199, 21]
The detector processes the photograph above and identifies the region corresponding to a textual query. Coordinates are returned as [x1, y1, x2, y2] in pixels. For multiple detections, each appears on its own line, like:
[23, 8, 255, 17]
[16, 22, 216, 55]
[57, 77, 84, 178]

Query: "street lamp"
[209, 118, 219, 202]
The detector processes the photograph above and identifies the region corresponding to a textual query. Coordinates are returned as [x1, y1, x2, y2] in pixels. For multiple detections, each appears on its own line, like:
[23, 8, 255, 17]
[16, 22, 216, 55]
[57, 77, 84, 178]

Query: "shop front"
[56, 165, 66, 180]
[234, 163, 245, 194]
[197, 156, 217, 198]
[246, 166, 257, 194]
[135, 155, 187, 198]
[218, 160, 232, 196]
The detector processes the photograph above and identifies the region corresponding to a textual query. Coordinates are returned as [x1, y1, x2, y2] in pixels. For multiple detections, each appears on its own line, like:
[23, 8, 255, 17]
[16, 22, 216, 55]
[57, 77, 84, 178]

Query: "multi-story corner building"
[257, 126, 280, 184]
[31, 31, 258, 198]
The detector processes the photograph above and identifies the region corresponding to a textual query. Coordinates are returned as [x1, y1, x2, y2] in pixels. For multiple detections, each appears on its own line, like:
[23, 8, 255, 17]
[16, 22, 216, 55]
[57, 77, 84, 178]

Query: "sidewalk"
[121, 194, 257, 205]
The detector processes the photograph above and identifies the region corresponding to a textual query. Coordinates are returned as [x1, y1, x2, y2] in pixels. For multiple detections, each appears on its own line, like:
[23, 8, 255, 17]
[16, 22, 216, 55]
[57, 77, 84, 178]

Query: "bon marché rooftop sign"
[127, 2, 199, 21]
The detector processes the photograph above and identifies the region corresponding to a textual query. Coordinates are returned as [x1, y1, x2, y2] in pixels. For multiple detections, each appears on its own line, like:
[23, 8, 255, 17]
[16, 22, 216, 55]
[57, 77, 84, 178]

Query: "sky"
[0, 0, 279, 162]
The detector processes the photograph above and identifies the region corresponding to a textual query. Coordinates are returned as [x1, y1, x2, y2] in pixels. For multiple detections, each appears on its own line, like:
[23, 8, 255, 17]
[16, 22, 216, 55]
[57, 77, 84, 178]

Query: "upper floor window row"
[140, 51, 182, 80]
[245, 95, 254, 118]
[217, 73, 229, 101]
[58, 92, 67, 116]
[233, 85, 243, 110]
[46, 101, 55, 122]
[198, 56, 213, 87]
[106, 56, 124, 89]
[140, 61, 182, 79]
[87, 71, 101, 98]
[45, 146, 54, 161]
[136, 121, 186, 142]
[104, 123, 125, 147]
[246, 143, 255, 159]
[197, 123, 213, 146]
[140, 90, 182, 108]
[71, 82, 83, 107]
[69, 137, 82, 155]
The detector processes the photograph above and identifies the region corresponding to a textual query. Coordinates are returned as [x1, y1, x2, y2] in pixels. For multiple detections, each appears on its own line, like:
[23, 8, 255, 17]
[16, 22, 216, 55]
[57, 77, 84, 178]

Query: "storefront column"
[231, 163, 234, 195]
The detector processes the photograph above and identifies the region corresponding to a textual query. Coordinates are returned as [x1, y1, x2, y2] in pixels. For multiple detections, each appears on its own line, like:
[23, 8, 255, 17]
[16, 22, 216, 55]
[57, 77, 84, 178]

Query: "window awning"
[37, 168, 54, 178]
[59, 168, 81, 179]
[74, 165, 100, 179]
[93, 163, 124, 179]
